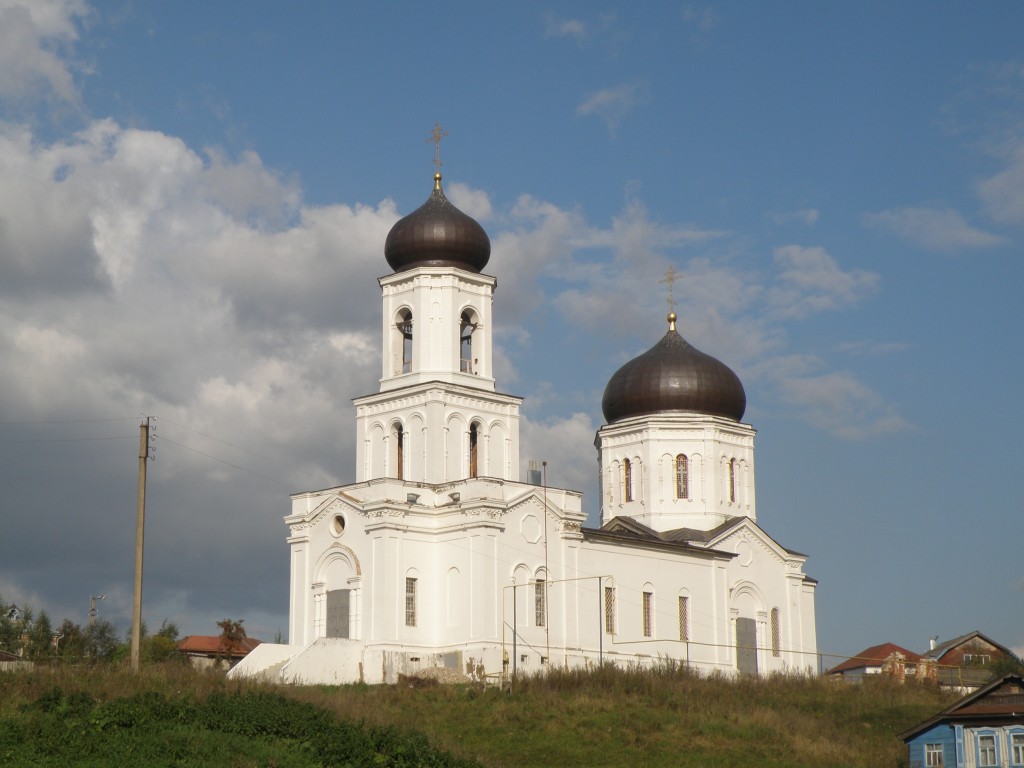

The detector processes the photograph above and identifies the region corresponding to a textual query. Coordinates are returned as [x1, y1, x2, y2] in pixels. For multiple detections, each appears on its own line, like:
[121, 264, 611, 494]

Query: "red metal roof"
[827, 642, 922, 674]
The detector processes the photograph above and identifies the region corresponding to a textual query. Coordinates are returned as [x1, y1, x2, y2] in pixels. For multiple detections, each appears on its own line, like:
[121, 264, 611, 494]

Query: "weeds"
[0, 662, 956, 767]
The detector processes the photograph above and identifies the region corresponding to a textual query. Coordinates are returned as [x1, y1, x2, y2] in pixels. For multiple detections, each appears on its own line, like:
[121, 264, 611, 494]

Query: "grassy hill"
[0, 663, 956, 767]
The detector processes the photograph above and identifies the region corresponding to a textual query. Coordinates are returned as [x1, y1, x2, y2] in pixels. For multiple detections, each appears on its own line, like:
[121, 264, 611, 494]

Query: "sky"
[0, 0, 1022, 668]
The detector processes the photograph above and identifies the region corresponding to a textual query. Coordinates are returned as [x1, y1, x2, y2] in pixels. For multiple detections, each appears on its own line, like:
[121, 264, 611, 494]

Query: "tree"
[84, 619, 119, 662]
[56, 619, 85, 659]
[25, 610, 54, 660]
[217, 618, 246, 656]
[145, 619, 182, 663]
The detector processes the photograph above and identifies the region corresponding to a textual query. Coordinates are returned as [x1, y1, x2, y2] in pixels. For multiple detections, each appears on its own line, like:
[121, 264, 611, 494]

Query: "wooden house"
[901, 674, 1024, 768]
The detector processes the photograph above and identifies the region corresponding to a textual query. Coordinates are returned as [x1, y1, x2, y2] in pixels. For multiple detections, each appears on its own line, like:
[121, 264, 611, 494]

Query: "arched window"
[771, 608, 781, 657]
[534, 575, 546, 627]
[405, 575, 417, 627]
[675, 454, 689, 499]
[678, 595, 690, 642]
[728, 458, 737, 503]
[469, 423, 479, 478]
[460, 311, 475, 373]
[398, 310, 413, 373]
[623, 458, 633, 502]
[642, 588, 653, 637]
[392, 422, 404, 480]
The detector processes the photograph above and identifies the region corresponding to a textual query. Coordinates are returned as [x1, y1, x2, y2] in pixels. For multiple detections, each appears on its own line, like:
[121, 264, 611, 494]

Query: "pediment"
[704, 518, 802, 567]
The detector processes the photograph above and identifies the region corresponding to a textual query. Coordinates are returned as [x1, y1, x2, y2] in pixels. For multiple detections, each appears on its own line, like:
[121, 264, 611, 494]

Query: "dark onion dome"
[384, 172, 491, 273]
[602, 312, 746, 423]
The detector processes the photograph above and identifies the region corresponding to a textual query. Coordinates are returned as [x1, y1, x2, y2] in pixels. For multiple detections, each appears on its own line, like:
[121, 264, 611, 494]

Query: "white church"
[232, 167, 818, 685]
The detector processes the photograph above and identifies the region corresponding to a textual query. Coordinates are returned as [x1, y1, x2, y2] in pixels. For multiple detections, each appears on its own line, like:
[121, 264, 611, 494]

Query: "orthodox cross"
[426, 122, 449, 174]
[658, 265, 682, 313]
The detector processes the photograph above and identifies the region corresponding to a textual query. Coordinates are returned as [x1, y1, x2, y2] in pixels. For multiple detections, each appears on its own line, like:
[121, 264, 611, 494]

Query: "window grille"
[405, 577, 417, 627]
[728, 458, 737, 502]
[624, 459, 633, 502]
[675, 454, 688, 499]
[604, 586, 615, 634]
[678, 596, 689, 642]
[534, 579, 546, 627]
[642, 591, 653, 637]
[771, 608, 781, 657]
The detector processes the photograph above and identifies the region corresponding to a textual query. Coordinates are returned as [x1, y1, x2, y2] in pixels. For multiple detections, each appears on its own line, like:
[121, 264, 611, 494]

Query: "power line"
[0, 435, 136, 443]
[0, 417, 137, 426]
[155, 435, 295, 489]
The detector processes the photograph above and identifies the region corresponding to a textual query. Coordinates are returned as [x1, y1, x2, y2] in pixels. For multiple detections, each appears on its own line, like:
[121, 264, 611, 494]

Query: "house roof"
[920, 630, 1015, 662]
[899, 674, 1024, 742]
[177, 635, 262, 657]
[0, 649, 23, 662]
[827, 642, 922, 674]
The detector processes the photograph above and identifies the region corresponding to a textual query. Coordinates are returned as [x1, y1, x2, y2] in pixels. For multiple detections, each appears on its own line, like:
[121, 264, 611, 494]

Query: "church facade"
[231, 171, 818, 685]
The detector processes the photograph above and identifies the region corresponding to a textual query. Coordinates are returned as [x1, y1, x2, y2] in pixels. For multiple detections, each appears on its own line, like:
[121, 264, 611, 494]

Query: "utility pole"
[89, 594, 106, 628]
[130, 417, 150, 672]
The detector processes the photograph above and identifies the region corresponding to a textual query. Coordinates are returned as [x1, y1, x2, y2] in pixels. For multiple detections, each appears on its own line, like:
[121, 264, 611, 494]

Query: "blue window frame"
[976, 731, 998, 768]
[923, 742, 943, 767]
[1010, 729, 1024, 766]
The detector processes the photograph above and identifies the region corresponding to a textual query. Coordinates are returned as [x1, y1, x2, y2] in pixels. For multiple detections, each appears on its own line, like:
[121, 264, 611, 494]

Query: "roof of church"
[588, 515, 811, 563]
[601, 313, 746, 424]
[582, 516, 729, 557]
[384, 172, 491, 273]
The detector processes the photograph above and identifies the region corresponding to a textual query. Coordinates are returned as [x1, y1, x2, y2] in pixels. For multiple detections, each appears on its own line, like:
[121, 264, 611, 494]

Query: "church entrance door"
[736, 617, 758, 676]
[326, 589, 350, 638]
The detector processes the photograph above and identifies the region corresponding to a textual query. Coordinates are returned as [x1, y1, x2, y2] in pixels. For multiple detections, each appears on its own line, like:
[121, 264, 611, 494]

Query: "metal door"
[736, 617, 758, 676]
[326, 589, 350, 639]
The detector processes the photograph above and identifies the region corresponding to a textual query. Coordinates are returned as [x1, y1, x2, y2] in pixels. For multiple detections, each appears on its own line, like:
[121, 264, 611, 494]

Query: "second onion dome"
[601, 313, 746, 423]
[384, 172, 491, 273]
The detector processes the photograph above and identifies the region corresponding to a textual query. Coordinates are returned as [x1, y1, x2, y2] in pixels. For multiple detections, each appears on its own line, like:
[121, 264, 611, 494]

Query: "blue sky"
[1, 0, 1022, 667]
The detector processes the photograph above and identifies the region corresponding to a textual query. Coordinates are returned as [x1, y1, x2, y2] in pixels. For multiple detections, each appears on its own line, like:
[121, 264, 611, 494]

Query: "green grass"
[0, 663, 956, 767]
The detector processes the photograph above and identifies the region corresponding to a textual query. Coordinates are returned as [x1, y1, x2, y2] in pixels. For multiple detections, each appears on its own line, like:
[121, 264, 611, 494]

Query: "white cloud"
[543, 13, 588, 43]
[977, 143, 1024, 225]
[773, 370, 910, 439]
[520, 412, 599, 506]
[768, 245, 879, 319]
[770, 208, 819, 226]
[448, 181, 493, 222]
[681, 4, 719, 32]
[862, 206, 1004, 251]
[577, 82, 649, 137]
[0, 0, 88, 104]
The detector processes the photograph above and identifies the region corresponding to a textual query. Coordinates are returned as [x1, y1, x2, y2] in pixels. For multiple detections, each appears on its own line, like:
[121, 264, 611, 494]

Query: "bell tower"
[353, 138, 521, 486]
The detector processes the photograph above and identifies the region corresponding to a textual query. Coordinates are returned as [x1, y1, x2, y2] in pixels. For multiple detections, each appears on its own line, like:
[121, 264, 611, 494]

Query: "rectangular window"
[534, 579, 546, 627]
[604, 586, 615, 634]
[925, 743, 943, 767]
[963, 653, 991, 666]
[642, 591, 653, 638]
[1012, 733, 1024, 764]
[678, 596, 689, 642]
[405, 577, 417, 627]
[979, 734, 997, 767]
